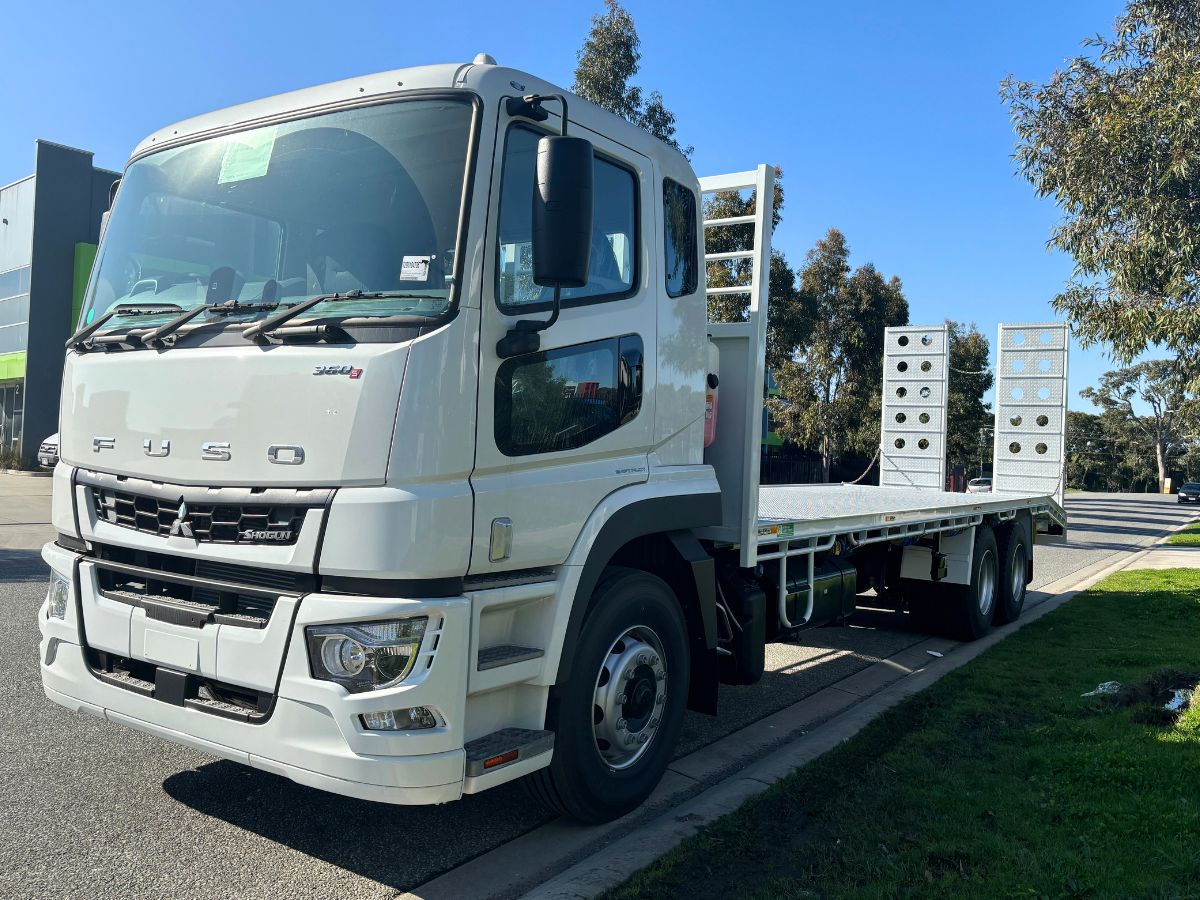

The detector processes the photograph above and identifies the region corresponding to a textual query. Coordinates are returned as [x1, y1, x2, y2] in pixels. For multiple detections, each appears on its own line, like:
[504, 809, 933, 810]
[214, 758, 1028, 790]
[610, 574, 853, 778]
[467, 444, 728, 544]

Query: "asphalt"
[0, 486, 1193, 899]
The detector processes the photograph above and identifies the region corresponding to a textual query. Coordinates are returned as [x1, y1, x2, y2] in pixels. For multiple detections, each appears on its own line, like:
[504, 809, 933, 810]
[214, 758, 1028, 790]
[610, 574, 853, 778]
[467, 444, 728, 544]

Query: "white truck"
[38, 57, 1068, 823]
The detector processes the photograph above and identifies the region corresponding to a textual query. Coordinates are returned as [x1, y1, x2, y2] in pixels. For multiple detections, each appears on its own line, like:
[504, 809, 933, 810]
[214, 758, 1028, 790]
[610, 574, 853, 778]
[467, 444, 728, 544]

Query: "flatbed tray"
[754, 483, 1063, 544]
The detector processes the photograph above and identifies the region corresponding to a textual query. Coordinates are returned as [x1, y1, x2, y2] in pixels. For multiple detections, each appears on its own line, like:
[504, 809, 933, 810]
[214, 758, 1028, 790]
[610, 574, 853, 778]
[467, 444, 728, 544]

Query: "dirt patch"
[1084, 667, 1199, 727]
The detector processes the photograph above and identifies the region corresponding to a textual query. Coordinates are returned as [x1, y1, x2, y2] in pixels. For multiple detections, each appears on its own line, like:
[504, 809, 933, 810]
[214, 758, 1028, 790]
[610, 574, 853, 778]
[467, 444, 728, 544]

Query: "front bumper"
[1178, 495, 1199, 504]
[38, 542, 472, 805]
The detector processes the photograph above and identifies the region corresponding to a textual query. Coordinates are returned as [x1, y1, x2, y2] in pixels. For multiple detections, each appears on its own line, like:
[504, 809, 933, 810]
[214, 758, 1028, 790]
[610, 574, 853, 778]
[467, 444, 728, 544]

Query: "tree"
[573, 0, 691, 155]
[767, 230, 909, 481]
[837, 265, 910, 459]
[1002, 1, 1200, 365]
[1065, 410, 1107, 490]
[944, 322, 994, 476]
[1080, 359, 1200, 490]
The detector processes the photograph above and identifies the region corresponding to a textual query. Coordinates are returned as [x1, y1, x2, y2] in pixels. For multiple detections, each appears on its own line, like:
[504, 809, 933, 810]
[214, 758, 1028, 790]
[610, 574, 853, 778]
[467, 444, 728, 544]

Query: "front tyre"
[525, 567, 689, 823]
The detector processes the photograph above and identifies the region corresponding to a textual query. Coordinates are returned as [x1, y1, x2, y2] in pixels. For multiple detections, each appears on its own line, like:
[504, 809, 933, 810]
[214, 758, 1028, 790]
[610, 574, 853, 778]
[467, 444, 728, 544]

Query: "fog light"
[361, 707, 439, 731]
[47, 573, 69, 619]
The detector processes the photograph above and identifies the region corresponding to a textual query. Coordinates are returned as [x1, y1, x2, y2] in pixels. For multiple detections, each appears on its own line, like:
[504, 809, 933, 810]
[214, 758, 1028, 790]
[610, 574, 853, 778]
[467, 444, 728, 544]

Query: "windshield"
[81, 97, 475, 334]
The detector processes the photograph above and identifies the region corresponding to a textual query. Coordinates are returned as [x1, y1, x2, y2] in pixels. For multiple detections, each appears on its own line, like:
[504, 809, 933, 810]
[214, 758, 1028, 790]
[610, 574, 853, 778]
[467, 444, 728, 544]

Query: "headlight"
[47, 573, 70, 620]
[305, 618, 427, 692]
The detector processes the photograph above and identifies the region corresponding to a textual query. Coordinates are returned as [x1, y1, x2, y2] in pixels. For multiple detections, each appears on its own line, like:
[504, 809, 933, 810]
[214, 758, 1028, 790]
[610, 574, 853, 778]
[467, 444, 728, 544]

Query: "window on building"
[663, 179, 698, 297]
[495, 335, 643, 456]
[0, 313, 29, 354]
[497, 126, 637, 309]
[0, 267, 31, 300]
[0, 295, 29, 330]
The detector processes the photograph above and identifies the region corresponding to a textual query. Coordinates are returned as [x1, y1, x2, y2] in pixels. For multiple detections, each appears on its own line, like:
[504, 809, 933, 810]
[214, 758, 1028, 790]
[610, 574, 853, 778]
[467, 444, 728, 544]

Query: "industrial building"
[0, 141, 117, 464]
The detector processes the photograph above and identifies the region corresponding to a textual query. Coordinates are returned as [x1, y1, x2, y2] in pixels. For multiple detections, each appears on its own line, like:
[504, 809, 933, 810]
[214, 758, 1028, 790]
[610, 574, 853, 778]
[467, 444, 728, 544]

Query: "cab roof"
[130, 59, 692, 172]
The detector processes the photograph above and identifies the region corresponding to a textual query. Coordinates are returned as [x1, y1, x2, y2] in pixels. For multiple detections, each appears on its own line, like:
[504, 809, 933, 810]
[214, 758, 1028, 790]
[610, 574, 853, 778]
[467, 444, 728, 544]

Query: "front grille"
[91, 488, 306, 545]
[95, 543, 313, 590]
[92, 543, 312, 629]
[76, 470, 332, 547]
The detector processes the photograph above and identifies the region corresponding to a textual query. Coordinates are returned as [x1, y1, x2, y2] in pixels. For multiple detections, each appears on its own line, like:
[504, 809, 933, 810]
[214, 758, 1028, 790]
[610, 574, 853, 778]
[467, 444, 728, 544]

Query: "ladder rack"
[697, 164, 775, 567]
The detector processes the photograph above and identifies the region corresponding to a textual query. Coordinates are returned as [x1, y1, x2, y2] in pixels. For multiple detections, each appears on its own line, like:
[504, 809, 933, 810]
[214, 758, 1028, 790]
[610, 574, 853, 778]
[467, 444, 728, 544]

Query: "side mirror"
[496, 133, 594, 360]
[107, 177, 121, 211]
[532, 135, 593, 288]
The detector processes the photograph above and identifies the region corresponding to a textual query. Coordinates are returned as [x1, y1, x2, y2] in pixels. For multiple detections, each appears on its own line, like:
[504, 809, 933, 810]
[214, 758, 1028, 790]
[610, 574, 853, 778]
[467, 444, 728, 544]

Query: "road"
[0, 484, 1193, 899]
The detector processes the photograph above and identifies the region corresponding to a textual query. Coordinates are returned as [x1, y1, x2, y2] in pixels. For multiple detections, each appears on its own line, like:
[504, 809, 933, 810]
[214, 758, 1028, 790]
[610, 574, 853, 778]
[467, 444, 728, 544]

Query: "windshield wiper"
[65, 304, 185, 350]
[146, 298, 285, 342]
[112, 299, 285, 349]
[241, 291, 440, 342]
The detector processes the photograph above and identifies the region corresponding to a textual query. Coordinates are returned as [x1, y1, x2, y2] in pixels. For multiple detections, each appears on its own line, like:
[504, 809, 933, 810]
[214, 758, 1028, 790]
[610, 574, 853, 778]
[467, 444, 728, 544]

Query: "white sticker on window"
[400, 255, 432, 281]
[218, 127, 277, 184]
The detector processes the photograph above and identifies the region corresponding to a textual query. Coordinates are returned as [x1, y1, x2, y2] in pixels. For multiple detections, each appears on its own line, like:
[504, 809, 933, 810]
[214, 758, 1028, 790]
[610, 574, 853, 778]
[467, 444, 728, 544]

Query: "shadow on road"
[163, 762, 553, 892]
[0, 549, 47, 583]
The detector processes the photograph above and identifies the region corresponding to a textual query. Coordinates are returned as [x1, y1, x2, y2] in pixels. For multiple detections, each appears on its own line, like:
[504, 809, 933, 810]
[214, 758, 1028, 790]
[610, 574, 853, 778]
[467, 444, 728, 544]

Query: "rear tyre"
[947, 526, 999, 641]
[525, 567, 689, 823]
[994, 521, 1030, 625]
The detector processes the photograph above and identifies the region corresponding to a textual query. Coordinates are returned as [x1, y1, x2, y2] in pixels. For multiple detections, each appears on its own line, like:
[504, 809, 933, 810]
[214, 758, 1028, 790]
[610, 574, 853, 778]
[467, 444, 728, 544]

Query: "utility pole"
[977, 426, 991, 479]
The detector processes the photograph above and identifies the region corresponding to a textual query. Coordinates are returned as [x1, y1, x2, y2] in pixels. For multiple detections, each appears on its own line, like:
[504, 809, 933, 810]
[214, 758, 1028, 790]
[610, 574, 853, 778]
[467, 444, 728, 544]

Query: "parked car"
[1179, 482, 1200, 504]
[966, 477, 993, 494]
[37, 433, 59, 468]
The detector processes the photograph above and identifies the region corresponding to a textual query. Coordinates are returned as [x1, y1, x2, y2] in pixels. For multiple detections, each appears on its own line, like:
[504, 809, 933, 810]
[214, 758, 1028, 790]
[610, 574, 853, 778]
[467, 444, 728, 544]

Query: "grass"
[1167, 521, 1200, 546]
[605, 569, 1200, 899]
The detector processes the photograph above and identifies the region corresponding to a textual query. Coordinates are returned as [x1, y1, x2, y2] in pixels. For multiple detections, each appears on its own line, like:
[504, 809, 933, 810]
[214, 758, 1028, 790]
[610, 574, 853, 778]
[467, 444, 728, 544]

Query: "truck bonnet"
[58, 341, 409, 486]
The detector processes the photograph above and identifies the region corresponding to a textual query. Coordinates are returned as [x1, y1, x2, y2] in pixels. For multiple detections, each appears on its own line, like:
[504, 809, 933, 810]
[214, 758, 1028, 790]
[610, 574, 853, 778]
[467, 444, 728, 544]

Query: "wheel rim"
[1010, 543, 1027, 605]
[977, 549, 997, 618]
[592, 625, 667, 770]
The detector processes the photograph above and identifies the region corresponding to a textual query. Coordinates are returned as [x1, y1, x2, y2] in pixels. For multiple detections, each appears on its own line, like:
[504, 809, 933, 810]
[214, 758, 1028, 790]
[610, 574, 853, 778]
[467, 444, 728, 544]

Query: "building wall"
[0, 144, 118, 462]
[0, 175, 35, 455]
[19, 142, 118, 462]
[0, 175, 35, 271]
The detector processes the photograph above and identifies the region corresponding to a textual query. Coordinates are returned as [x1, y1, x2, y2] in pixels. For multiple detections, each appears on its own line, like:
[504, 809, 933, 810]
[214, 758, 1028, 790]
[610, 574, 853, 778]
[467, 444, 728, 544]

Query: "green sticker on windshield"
[218, 127, 277, 184]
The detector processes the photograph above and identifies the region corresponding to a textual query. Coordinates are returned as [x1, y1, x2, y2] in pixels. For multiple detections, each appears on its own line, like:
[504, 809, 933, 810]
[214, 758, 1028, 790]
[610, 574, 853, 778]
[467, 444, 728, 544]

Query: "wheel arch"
[554, 490, 722, 715]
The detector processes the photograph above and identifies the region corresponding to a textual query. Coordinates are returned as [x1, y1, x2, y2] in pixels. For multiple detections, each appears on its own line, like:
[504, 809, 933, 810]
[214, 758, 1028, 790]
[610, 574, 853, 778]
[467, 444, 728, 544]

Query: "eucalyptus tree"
[1081, 359, 1199, 491]
[573, 0, 690, 155]
[1003, 1, 1200, 368]
[768, 230, 909, 481]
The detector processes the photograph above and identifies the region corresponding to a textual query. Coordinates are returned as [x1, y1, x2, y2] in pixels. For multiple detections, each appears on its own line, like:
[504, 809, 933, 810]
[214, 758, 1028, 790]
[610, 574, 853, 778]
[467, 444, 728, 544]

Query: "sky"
[0, 0, 1135, 410]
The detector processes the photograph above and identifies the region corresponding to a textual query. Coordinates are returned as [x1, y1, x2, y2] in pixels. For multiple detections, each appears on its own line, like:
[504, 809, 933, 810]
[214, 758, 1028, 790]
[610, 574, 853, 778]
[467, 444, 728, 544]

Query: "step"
[97, 667, 155, 697]
[184, 695, 253, 722]
[464, 727, 554, 777]
[477, 645, 544, 671]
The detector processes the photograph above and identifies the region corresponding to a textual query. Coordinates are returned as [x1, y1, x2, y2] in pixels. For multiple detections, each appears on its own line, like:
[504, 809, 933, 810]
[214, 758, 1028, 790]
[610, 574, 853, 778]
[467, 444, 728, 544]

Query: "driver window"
[496, 125, 637, 309]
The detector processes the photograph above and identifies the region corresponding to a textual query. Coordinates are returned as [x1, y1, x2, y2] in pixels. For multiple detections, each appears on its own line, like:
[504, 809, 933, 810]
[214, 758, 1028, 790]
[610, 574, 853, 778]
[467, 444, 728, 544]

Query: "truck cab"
[41, 58, 719, 822]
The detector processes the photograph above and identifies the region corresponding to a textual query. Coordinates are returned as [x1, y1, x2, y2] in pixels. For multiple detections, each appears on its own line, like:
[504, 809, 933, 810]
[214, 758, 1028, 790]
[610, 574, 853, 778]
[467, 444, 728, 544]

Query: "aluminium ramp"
[992, 322, 1069, 506]
[879, 325, 949, 490]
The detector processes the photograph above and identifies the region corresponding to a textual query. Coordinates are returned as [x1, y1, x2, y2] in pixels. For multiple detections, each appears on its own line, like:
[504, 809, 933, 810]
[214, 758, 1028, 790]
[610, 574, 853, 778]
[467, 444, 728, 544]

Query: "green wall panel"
[0, 351, 26, 381]
[72, 242, 97, 331]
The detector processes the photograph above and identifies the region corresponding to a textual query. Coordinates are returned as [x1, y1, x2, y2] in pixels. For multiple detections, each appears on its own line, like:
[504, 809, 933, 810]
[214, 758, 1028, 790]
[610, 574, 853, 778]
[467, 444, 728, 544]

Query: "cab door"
[469, 109, 657, 573]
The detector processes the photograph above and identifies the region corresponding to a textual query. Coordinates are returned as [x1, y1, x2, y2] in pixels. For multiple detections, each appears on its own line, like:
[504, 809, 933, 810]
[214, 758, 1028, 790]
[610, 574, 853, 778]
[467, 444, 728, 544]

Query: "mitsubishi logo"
[168, 500, 194, 539]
